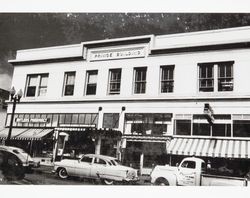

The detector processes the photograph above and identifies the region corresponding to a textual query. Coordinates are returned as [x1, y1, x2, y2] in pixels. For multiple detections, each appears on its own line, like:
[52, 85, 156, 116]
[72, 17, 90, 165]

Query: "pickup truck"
[150, 157, 249, 186]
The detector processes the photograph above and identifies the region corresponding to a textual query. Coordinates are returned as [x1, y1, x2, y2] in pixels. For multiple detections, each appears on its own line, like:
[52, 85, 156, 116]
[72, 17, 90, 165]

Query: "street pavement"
[0, 165, 151, 185]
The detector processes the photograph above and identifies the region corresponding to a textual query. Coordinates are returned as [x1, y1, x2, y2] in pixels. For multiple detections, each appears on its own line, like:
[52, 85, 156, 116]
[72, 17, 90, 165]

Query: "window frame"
[85, 70, 98, 95]
[160, 65, 175, 93]
[25, 73, 49, 98]
[63, 71, 76, 96]
[198, 61, 234, 93]
[133, 67, 147, 94]
[108, 68, 122, 95]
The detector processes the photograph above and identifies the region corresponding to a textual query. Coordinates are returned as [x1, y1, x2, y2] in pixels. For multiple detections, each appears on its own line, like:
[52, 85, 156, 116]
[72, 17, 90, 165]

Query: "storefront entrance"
[123, 141, 168, 169]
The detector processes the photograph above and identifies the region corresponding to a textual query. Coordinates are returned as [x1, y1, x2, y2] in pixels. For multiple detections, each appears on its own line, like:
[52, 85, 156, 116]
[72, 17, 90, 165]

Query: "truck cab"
[176, 157, 205, 186]
[150, 157, 206, 186]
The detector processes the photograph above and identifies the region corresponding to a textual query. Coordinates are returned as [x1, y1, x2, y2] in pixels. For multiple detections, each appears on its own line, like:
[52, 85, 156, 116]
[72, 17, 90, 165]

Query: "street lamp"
[5, 86, 23, 146]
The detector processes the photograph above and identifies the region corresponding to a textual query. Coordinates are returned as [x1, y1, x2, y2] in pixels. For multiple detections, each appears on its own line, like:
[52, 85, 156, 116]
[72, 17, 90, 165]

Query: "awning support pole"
[95, 137, 102, 155]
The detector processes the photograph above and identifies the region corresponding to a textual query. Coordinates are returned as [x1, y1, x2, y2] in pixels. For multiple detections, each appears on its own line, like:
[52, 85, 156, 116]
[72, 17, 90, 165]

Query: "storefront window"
[212, 124, 231, 137]
[103, 113, 119, 128]
[175, 120, 191, 135]
[193, 123, 210, 136]
[124, 113, 171, 136]
[233, 120, 250, 137]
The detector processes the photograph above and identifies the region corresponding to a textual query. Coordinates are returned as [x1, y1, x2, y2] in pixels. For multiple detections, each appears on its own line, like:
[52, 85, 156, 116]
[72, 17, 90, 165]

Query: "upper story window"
[198, 61, 234, 92]
[108, 69, 121, 95]
[63, 72, 75, 96]
[218, 62, 233, 91]
[134, 67, 147, 94]
[25, 73, 49, 97]
[85, 70, 98, 95]
[160, 65, 174, 93]
[199, 64, 214, 92]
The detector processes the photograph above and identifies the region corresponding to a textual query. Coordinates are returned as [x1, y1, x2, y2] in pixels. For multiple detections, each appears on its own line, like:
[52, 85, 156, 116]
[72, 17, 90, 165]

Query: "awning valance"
[0, 128, 53, 140]
[167, 137, 250, 159]
[55, 127, 122, 140]
[123, 135, 171, 143]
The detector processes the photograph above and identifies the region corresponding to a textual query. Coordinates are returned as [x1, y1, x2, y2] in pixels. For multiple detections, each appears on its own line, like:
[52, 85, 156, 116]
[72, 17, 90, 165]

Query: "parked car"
[53, 153, 139, 185]
[0, 146, 26, 180]
[0, 145, 40, 170]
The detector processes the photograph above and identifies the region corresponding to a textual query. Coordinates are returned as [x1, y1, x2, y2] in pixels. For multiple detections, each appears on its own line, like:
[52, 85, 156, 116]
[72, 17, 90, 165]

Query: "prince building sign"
[88, 46, 146, 61]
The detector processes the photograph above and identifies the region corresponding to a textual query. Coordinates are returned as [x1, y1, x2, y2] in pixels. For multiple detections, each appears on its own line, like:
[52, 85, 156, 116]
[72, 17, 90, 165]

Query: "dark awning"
[55, 127, 122, 140]
[167, 137, 250, 159]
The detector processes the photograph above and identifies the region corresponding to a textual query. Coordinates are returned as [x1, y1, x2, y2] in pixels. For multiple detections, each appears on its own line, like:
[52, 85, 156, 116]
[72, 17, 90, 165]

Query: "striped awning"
[14, 128, 53, 140]
[167, 137, 250, 159]
[0, 128, 53, 140]
[0, 128, 28, 139]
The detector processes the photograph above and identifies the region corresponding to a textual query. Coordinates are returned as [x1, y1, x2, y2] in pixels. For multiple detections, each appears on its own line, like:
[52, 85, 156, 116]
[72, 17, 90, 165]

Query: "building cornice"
[6, 95, 250, 104]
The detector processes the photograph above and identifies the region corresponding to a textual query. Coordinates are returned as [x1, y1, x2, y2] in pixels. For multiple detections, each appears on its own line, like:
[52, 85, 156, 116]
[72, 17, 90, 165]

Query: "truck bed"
[201, 173, 248, 186]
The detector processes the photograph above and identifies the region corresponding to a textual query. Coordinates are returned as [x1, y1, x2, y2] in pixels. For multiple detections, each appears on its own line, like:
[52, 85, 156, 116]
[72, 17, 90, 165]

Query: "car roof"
[0, 145, 24, 152]
[84, 154, 117, 160]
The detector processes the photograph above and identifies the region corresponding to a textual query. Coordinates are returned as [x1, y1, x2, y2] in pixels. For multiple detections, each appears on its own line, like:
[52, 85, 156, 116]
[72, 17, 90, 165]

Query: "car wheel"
[103, 179, 114, 185]
[155, 178, 169, 186]
[58, 168, 68, 179]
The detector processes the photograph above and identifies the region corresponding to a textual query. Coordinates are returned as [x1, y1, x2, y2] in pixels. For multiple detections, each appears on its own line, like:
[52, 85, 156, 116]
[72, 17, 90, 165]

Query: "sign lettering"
[89, 47, 146, 61]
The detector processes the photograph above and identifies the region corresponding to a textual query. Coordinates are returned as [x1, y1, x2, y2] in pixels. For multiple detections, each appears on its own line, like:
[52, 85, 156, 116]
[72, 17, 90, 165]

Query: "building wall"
[10, 47, 250, 103]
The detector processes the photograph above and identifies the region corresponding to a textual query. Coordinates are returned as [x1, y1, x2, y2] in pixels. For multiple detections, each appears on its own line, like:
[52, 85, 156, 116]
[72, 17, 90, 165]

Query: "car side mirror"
[176, 163, 179, 167]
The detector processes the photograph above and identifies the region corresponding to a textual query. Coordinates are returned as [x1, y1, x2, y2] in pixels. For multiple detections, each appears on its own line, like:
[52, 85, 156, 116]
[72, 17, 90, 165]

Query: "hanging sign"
[204, 103, 214, 124]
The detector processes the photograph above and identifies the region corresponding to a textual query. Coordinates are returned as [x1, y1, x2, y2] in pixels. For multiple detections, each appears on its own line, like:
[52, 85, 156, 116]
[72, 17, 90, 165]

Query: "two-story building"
[3, 26, 250, 173]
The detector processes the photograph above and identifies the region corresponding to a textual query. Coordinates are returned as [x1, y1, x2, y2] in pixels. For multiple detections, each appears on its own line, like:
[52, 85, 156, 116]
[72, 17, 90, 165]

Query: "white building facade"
[3, 26, 250, 172]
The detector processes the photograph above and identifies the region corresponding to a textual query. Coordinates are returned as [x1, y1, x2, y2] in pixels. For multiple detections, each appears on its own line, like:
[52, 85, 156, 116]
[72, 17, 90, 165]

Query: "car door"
[177, 160, 197, 186]
[74, 156, 93, 178]
[90, 157, 109, 179]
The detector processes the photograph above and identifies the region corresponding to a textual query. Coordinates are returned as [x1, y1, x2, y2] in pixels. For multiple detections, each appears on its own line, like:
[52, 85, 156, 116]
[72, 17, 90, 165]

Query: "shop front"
[53, 127, 122, 161]
[122, 112, 172, 174]
[0, 127, 54, 162]
[168, 106, 250, 177]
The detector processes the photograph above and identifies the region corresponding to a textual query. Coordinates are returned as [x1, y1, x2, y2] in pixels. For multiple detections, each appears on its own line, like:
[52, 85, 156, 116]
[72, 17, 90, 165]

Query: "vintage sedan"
[53, 154, 139, 185]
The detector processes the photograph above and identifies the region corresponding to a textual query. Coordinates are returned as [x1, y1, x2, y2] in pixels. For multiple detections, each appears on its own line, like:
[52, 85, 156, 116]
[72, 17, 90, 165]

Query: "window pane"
[161, 66, 174, 93]
[134, 68, 147, 94]
[88, 73, 97, 84]
[86, 71, 98, 95]
[233, 120, 250, 137]
[40, 75, 48, 86]
[64, 72, 75, 96]
[193, 123, 210, 136]
[125, 113, 171, 136]
[212, 124, 231, 137]
[103, 113, 119, 128]
[109, 69, 121, 94]
[175, 120, 191, 135]
[199, 64, 214, 92]
[66, 73, 75, 85]
[26, 87, 36, 97]
[86, 84, 97, 95]
[65, 85, 74, 96]
[29, 76, 37, 86]
[218, 63, 233, 92]
[38, 87, 47, 96]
